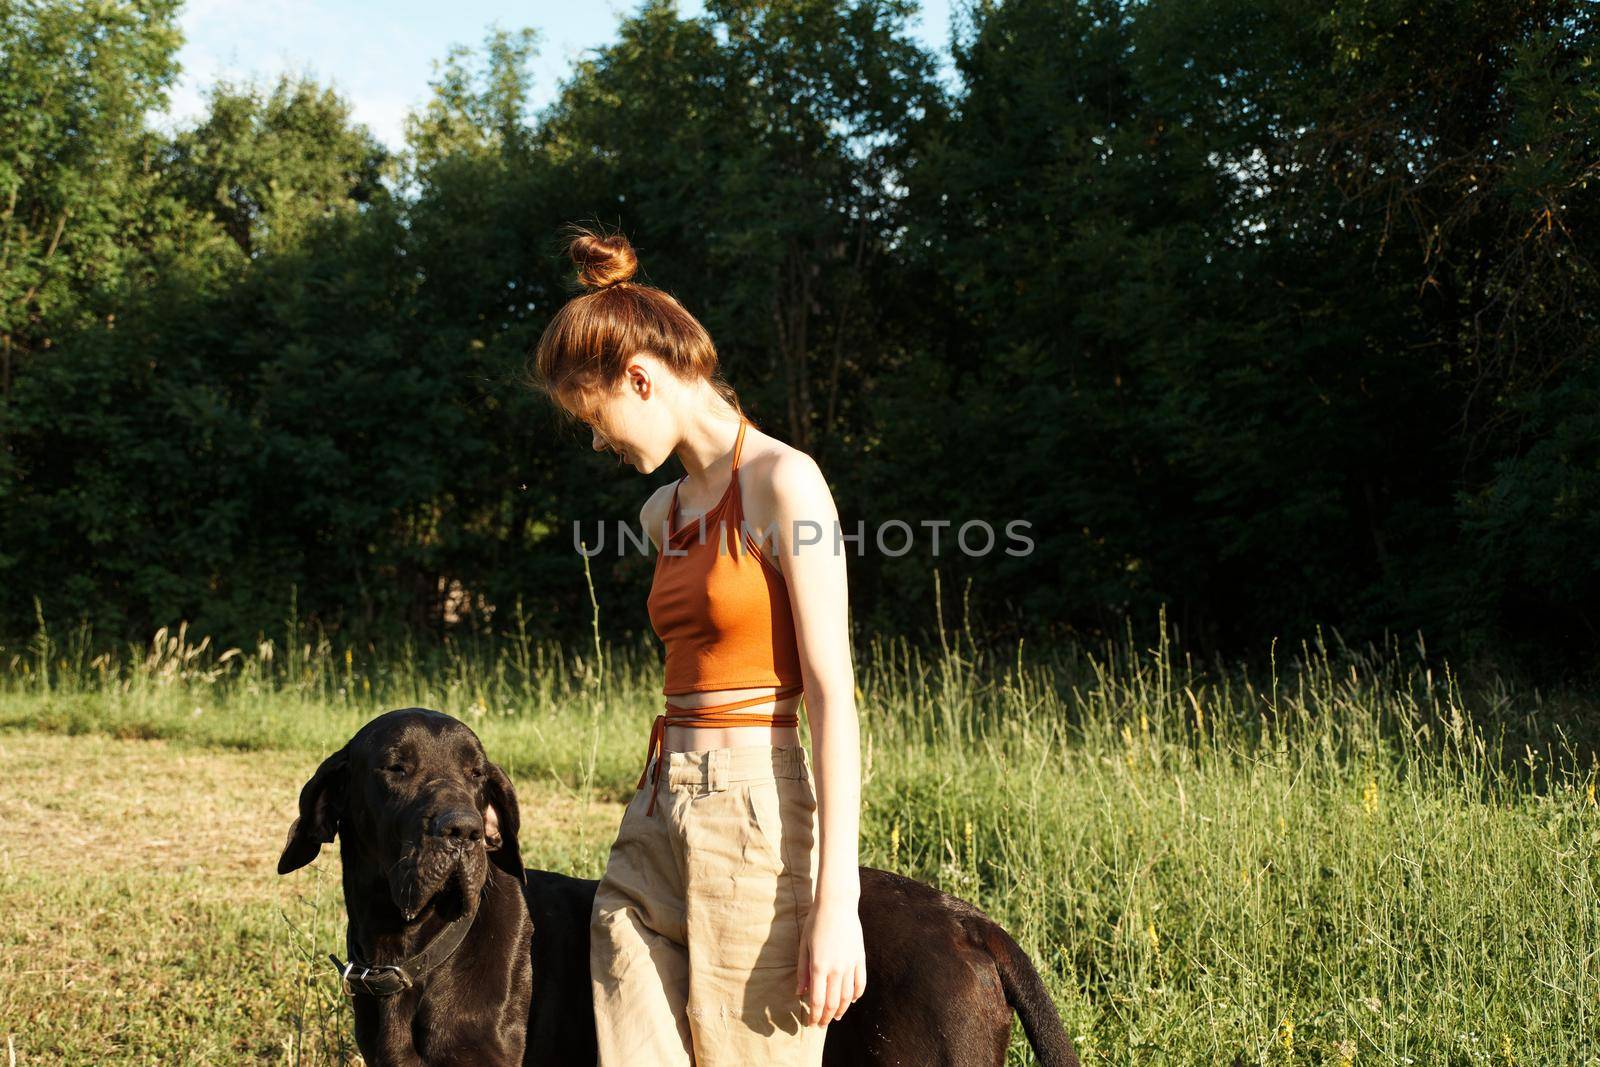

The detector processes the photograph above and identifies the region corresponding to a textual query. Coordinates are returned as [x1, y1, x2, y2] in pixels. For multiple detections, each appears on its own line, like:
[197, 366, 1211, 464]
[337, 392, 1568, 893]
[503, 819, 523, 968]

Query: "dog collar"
[329, 907, 476, 998]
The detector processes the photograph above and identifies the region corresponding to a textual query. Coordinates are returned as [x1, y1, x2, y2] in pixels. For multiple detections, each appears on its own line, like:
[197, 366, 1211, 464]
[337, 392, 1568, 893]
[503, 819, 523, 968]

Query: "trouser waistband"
[660, 744, 809, 789]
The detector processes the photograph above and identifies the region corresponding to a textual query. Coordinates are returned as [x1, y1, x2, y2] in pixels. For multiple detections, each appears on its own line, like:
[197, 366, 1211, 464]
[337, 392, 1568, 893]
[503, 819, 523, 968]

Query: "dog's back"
[523, 864, 1079, 1067]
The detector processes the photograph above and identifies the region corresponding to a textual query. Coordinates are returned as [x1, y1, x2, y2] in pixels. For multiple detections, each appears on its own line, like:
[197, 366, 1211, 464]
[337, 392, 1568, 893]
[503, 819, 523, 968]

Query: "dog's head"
[277, 707, 525, 921]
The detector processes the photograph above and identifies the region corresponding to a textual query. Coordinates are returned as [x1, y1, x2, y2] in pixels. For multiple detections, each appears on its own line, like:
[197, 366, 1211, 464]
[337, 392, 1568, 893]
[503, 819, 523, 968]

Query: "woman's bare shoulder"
[740, 427, 832, 528]
[640, 480, 680, 552]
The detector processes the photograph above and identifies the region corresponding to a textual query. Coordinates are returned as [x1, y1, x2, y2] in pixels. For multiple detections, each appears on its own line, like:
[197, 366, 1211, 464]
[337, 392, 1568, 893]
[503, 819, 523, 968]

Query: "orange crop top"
[648, 416, 803, 694]
[638, 416, 804, 813]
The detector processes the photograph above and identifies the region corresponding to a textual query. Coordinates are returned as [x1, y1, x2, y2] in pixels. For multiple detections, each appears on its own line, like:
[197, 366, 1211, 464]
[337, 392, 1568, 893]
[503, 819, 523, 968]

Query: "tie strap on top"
[638, 684, 805, 815]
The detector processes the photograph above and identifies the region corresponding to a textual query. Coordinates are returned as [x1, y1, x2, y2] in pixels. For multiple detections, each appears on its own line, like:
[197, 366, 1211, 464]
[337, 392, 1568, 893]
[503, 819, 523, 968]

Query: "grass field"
[1, 606, 1596, 1065]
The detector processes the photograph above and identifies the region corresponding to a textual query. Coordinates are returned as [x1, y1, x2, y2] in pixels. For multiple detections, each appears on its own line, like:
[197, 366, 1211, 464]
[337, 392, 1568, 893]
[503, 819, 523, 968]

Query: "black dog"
[278, 707, 1080, 1066]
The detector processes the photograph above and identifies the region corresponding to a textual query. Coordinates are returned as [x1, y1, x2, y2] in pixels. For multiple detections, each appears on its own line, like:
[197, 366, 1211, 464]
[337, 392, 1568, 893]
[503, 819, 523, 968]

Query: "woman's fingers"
[802, 960, 868, 1024]
[800, 928, 868, 1024]
[806, 962, 829, 1024]
[823, 967, 845, 1023]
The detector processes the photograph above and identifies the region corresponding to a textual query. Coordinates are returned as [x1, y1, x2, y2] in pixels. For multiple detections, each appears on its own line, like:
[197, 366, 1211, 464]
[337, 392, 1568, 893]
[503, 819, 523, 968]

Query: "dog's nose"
[429, 808, 484, 846]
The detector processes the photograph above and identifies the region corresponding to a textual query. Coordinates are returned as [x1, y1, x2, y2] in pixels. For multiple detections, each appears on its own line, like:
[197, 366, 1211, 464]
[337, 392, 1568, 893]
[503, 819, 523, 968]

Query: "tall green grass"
[2, 591, 1596, 1064]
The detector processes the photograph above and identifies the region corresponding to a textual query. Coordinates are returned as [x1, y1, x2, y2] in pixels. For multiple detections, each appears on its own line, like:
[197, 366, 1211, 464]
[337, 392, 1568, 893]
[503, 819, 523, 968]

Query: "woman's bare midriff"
[663, 686, 803, 752]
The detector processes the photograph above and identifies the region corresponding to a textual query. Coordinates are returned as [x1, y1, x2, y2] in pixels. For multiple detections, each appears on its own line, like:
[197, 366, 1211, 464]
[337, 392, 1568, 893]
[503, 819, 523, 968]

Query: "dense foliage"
[1, 0, 1595, 679]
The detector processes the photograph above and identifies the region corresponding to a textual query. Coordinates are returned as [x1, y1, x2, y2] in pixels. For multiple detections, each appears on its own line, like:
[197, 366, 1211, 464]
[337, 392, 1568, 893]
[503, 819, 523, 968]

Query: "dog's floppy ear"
[482, 761, 526, 885]
[278, 745, 350, 875]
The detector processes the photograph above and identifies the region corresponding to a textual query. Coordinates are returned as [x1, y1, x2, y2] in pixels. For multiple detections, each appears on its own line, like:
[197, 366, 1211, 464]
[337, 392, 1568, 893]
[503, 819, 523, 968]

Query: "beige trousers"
[589, 744, 830, 1066]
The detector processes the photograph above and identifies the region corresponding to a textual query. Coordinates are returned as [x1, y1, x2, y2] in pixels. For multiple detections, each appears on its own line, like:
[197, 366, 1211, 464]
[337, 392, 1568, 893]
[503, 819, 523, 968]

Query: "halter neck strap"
[664, 417, 750, 543]
[730, 417, 747, 474]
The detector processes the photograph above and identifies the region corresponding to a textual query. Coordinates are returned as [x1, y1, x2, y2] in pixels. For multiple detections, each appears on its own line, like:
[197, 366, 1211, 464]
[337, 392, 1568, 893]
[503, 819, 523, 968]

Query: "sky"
[147, 0, 962, 154]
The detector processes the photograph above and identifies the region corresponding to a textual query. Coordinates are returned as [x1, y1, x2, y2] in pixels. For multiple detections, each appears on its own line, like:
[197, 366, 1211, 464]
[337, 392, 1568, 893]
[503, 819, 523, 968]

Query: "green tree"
[897, 0, 1598, 670]
[539, 0, 945, 456]
[0, 0, 182, 395]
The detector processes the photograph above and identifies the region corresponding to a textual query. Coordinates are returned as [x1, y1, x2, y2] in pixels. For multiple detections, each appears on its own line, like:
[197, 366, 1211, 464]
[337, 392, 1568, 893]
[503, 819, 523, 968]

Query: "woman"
[532, 224, 866, 1066]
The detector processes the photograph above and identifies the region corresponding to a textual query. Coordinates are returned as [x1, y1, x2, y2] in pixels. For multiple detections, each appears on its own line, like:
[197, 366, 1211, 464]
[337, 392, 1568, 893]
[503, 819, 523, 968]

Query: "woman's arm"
[766, 450, 866, 1027]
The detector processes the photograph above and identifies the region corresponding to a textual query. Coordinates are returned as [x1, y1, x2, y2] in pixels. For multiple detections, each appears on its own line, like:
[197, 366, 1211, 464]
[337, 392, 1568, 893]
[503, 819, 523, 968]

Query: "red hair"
[531, 223, 743, 423]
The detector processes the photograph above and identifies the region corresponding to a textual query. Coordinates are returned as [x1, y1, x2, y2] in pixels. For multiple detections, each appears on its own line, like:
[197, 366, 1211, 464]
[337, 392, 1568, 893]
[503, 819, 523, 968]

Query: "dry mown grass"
[0, 731, 623, 1065]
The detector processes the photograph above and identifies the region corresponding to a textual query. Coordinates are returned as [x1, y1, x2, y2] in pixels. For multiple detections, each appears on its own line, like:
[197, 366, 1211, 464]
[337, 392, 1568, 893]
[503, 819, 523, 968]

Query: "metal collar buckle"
[331, 954, 412, 997]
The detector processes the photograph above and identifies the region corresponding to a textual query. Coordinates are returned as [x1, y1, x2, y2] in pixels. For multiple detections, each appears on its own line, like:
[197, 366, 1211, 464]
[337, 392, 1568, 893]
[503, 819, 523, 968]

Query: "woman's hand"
[797, 896, 867, 1027]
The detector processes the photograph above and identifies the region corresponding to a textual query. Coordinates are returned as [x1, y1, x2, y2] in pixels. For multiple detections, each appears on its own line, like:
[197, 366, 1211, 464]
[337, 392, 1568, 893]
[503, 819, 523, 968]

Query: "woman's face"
[566, 357, 675, 474]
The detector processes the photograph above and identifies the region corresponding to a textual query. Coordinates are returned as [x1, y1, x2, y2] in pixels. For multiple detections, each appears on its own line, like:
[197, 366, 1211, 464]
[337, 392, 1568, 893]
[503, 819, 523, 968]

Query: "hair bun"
[564, 226, 639, 290]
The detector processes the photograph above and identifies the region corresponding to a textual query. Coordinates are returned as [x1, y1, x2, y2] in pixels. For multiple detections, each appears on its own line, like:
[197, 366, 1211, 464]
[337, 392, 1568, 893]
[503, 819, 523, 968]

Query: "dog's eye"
[467, 766, 486, 780]
[384, 763, 409, 776]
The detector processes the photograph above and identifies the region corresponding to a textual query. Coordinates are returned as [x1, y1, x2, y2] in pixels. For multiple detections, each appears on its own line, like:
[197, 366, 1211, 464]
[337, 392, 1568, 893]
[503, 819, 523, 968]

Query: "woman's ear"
[278, 745, 349, 875]
[482, 762, 526, 885]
